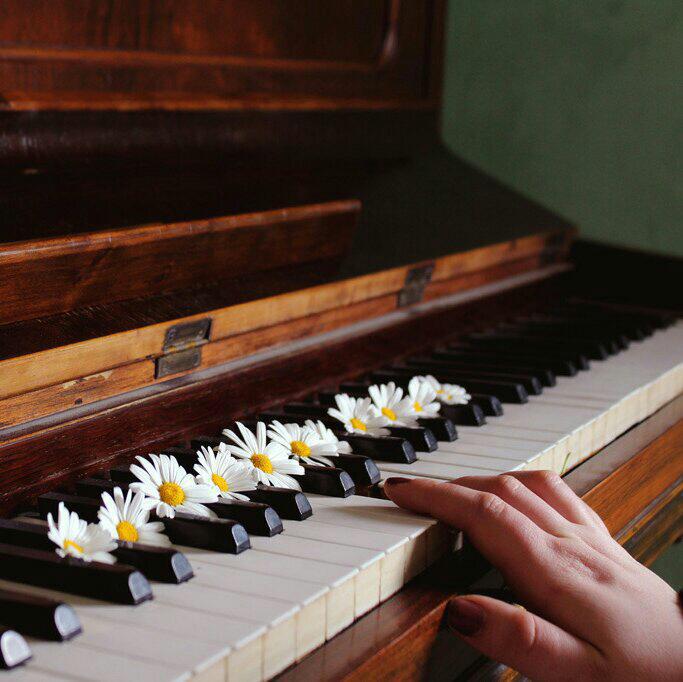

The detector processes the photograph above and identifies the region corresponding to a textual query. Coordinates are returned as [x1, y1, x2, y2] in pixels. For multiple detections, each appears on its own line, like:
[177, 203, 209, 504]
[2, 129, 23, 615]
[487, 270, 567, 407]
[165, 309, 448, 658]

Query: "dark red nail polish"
[447, 598, 485, 636]
[384, 477, 411, 487]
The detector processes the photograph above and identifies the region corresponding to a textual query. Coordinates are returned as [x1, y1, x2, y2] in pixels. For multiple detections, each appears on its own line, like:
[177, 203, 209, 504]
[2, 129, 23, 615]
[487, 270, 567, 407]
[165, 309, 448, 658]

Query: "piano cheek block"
[292, 465, 355, 498]
[0, 629, 31, 669]
[161, 515, 251, 554]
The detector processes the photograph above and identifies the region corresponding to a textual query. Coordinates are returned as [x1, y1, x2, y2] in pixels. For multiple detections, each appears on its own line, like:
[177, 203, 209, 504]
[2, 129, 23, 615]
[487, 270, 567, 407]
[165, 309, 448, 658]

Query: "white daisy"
[304, 419, 352, 454]
[327, 394, 390, 436]
[222, 421, 304, 489]
[194, 444, 256, 501]
[129, 454, 218, 519]
[419, 374, 471, 405]
[47, 502, 117, 564]
[97, 486, 170, 547]
[408, 376, 442, 417]
[268, 420, 338, 467]
[368, 382, 418, 427]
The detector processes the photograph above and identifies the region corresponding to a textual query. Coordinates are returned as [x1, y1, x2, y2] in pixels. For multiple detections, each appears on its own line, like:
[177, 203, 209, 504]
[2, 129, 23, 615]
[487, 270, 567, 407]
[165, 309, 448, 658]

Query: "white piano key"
[431, 441, 537, 461]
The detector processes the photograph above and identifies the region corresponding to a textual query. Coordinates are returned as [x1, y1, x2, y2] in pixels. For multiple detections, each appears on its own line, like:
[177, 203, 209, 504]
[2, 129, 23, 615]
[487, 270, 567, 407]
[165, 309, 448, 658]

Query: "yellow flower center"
[63, 539, 83, 554]
[158, 482, 186, 507]
[381, 407, 397, 421]
[290, 440, 311, 457]
[211, 473, 229, 492]
[413, 401, 423, 412]
[251, 454, 274, 474]
[350, 417, 367, 431]
[436, 389, 444, 394]
[116, 521, 139, 542]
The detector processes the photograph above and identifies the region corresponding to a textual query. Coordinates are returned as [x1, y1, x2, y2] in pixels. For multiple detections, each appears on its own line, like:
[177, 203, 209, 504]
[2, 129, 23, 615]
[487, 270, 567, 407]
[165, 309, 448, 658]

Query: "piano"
[0, 2, 680, 680]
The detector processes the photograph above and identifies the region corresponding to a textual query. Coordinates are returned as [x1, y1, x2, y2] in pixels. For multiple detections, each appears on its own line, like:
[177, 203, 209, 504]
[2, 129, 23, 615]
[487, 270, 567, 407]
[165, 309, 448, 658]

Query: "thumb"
[446, 595, 602, 682]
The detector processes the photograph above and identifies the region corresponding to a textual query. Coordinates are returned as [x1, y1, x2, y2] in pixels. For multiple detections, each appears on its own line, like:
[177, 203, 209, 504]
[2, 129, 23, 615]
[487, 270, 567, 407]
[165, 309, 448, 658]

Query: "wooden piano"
[0, 2, 680, 679]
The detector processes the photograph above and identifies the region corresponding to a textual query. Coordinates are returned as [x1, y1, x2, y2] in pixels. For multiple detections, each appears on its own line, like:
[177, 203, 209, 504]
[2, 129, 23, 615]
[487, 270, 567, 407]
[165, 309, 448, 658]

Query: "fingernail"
[447, 597, 485, 636]
[384, 477, 411, 488]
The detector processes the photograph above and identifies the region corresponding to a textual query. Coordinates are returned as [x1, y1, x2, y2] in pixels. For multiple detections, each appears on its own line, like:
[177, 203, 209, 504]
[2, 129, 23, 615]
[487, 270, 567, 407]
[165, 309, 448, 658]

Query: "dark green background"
[440, 1, 682, 256]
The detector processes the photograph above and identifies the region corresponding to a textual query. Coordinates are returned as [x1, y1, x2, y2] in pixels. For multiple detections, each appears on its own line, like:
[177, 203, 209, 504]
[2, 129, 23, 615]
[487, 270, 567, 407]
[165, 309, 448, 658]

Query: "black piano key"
[371, 370, 528, 405]
[444, 346, 580, 375]
[509, 320, 630, 351]
[399, 361, 544, 395]
[0, 628, 31, 669]
[161, 445, 199, 470]
[0, 542, 152, 605]
[242, 486, 313, 521]
[338, 433, 417, 463]
[498, 326, 621, 355]
[417, 417, 458, 442]
[469, 394, 504, 417]
[427, 352, 557, 387]
[439, 403, 487, 426]
[466, 332, 601, 362]
[109, 465, 138, 485]
[162, 514, 250, 554]
[292, 464, 355, 498]
[207, 500, 283, 537]
[0, 587, 82, 641]
[333, 453, 381, 485]
[191, 435, 226, 451]
[29, 503, 195, 583]
[75, 477, 117, 498]
[385, 425, 438, 452]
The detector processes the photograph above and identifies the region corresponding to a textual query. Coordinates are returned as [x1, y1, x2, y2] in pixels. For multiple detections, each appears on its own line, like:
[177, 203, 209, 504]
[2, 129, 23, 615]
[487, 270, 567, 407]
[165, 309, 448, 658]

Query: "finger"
[505, 470, 608, 531]
[383, 477, 552, 585]
[446, 595, 603, 682]
[451, 475, 571, 536]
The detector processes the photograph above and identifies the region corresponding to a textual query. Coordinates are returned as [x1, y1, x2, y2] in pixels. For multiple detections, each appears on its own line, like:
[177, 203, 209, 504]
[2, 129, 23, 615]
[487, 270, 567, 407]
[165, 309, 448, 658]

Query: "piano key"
[337, 433, 417, 463]
[330, 453, 381, 486]
[497, 325, 623, 355]
[438, 402, 487, 426]
[371, 369, 529, 404]
[207, 499, 283, 537]
[0, 542, 152, 605]
[0, 587, 81, 641]
[0, 629, 31, 670]
[400, 360, 545, 395]
[469, 393, 504, 416]
[242, 486, 313, 521]
[466, 332, 600, 363]
[447, 343, 585, 373]
[292, 464, 355, 498]
[416, 416, 457, 441]
[423, 353, 557, 387]
[0, 518, 194, 585]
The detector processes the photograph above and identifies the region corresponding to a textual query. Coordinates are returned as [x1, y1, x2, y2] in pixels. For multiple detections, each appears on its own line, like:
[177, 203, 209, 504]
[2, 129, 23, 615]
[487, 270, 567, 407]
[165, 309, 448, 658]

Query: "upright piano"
[0, 2, 680, 680]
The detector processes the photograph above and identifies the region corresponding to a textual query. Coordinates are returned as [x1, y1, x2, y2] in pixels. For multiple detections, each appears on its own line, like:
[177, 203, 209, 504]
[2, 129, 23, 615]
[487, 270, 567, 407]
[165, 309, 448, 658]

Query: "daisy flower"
[268, 420, 338, 467]
[222, 421, 304, 489]
[98, 486, 170, 547]
[419, 374, 471, 405]
[408, 376, 441, 417]
[368, 382, 418, 427]
[305, 419, 352, 454]
[129, 454, 218, 519]
[47, 502, 117, 564]
[327, 394, 390, 436]
[194, 444, 256, 501]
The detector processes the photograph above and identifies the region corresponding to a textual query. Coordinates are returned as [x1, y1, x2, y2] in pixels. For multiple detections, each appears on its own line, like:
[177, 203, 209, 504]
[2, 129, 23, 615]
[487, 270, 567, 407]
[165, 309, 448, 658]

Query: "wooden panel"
[0, 200, 358, 325]
[0, 0, 441, 110]
[0, 229, 571, 401]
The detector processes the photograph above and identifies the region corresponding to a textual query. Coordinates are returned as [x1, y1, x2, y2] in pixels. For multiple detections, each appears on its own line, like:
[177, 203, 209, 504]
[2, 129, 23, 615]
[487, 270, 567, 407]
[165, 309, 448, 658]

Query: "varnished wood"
[0, 228, 569, 405]
[274, 407, 683, 682]
[0, 1, 439, 110]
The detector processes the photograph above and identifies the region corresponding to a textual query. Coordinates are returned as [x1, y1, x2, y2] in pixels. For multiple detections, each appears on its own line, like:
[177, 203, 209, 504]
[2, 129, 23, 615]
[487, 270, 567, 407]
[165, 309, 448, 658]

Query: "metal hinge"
[155, 317, 212, 379]
[398, 264, 434, 308]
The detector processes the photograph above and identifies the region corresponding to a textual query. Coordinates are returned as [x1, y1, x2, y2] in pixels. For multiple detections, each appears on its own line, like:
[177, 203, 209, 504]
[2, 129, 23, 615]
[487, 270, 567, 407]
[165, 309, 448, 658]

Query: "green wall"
[440, 1, 683, 256]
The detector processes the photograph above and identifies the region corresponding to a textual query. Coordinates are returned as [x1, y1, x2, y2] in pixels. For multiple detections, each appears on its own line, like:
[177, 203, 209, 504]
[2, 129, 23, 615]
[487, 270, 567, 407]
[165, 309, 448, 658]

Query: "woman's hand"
[384, 472, 683, 681]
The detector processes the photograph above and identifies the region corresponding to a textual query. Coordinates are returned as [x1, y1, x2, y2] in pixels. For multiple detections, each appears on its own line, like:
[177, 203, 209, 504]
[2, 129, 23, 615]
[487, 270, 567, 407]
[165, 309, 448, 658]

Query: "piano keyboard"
[2, 310, 681, 682]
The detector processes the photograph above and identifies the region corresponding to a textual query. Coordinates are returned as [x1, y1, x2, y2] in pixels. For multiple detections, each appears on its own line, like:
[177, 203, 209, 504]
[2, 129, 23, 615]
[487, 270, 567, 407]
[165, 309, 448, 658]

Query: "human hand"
[384, 472, 683, 681]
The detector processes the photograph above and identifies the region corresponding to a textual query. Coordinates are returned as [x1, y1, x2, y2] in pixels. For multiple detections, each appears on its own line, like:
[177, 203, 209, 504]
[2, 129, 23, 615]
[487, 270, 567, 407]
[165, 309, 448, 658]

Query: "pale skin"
[384, 472, 683, 681]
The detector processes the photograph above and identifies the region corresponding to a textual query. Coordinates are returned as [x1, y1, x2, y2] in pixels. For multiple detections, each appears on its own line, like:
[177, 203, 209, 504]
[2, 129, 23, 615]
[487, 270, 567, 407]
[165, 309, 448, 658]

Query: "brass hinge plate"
[398, 264, 434, 307]
[155, 347, 202, 379]
[162, 318, 212, 353]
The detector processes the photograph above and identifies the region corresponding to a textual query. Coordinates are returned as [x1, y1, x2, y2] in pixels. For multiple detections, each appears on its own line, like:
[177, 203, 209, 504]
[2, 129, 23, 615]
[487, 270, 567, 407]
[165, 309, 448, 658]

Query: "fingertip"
[447, 596, 486, 636]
